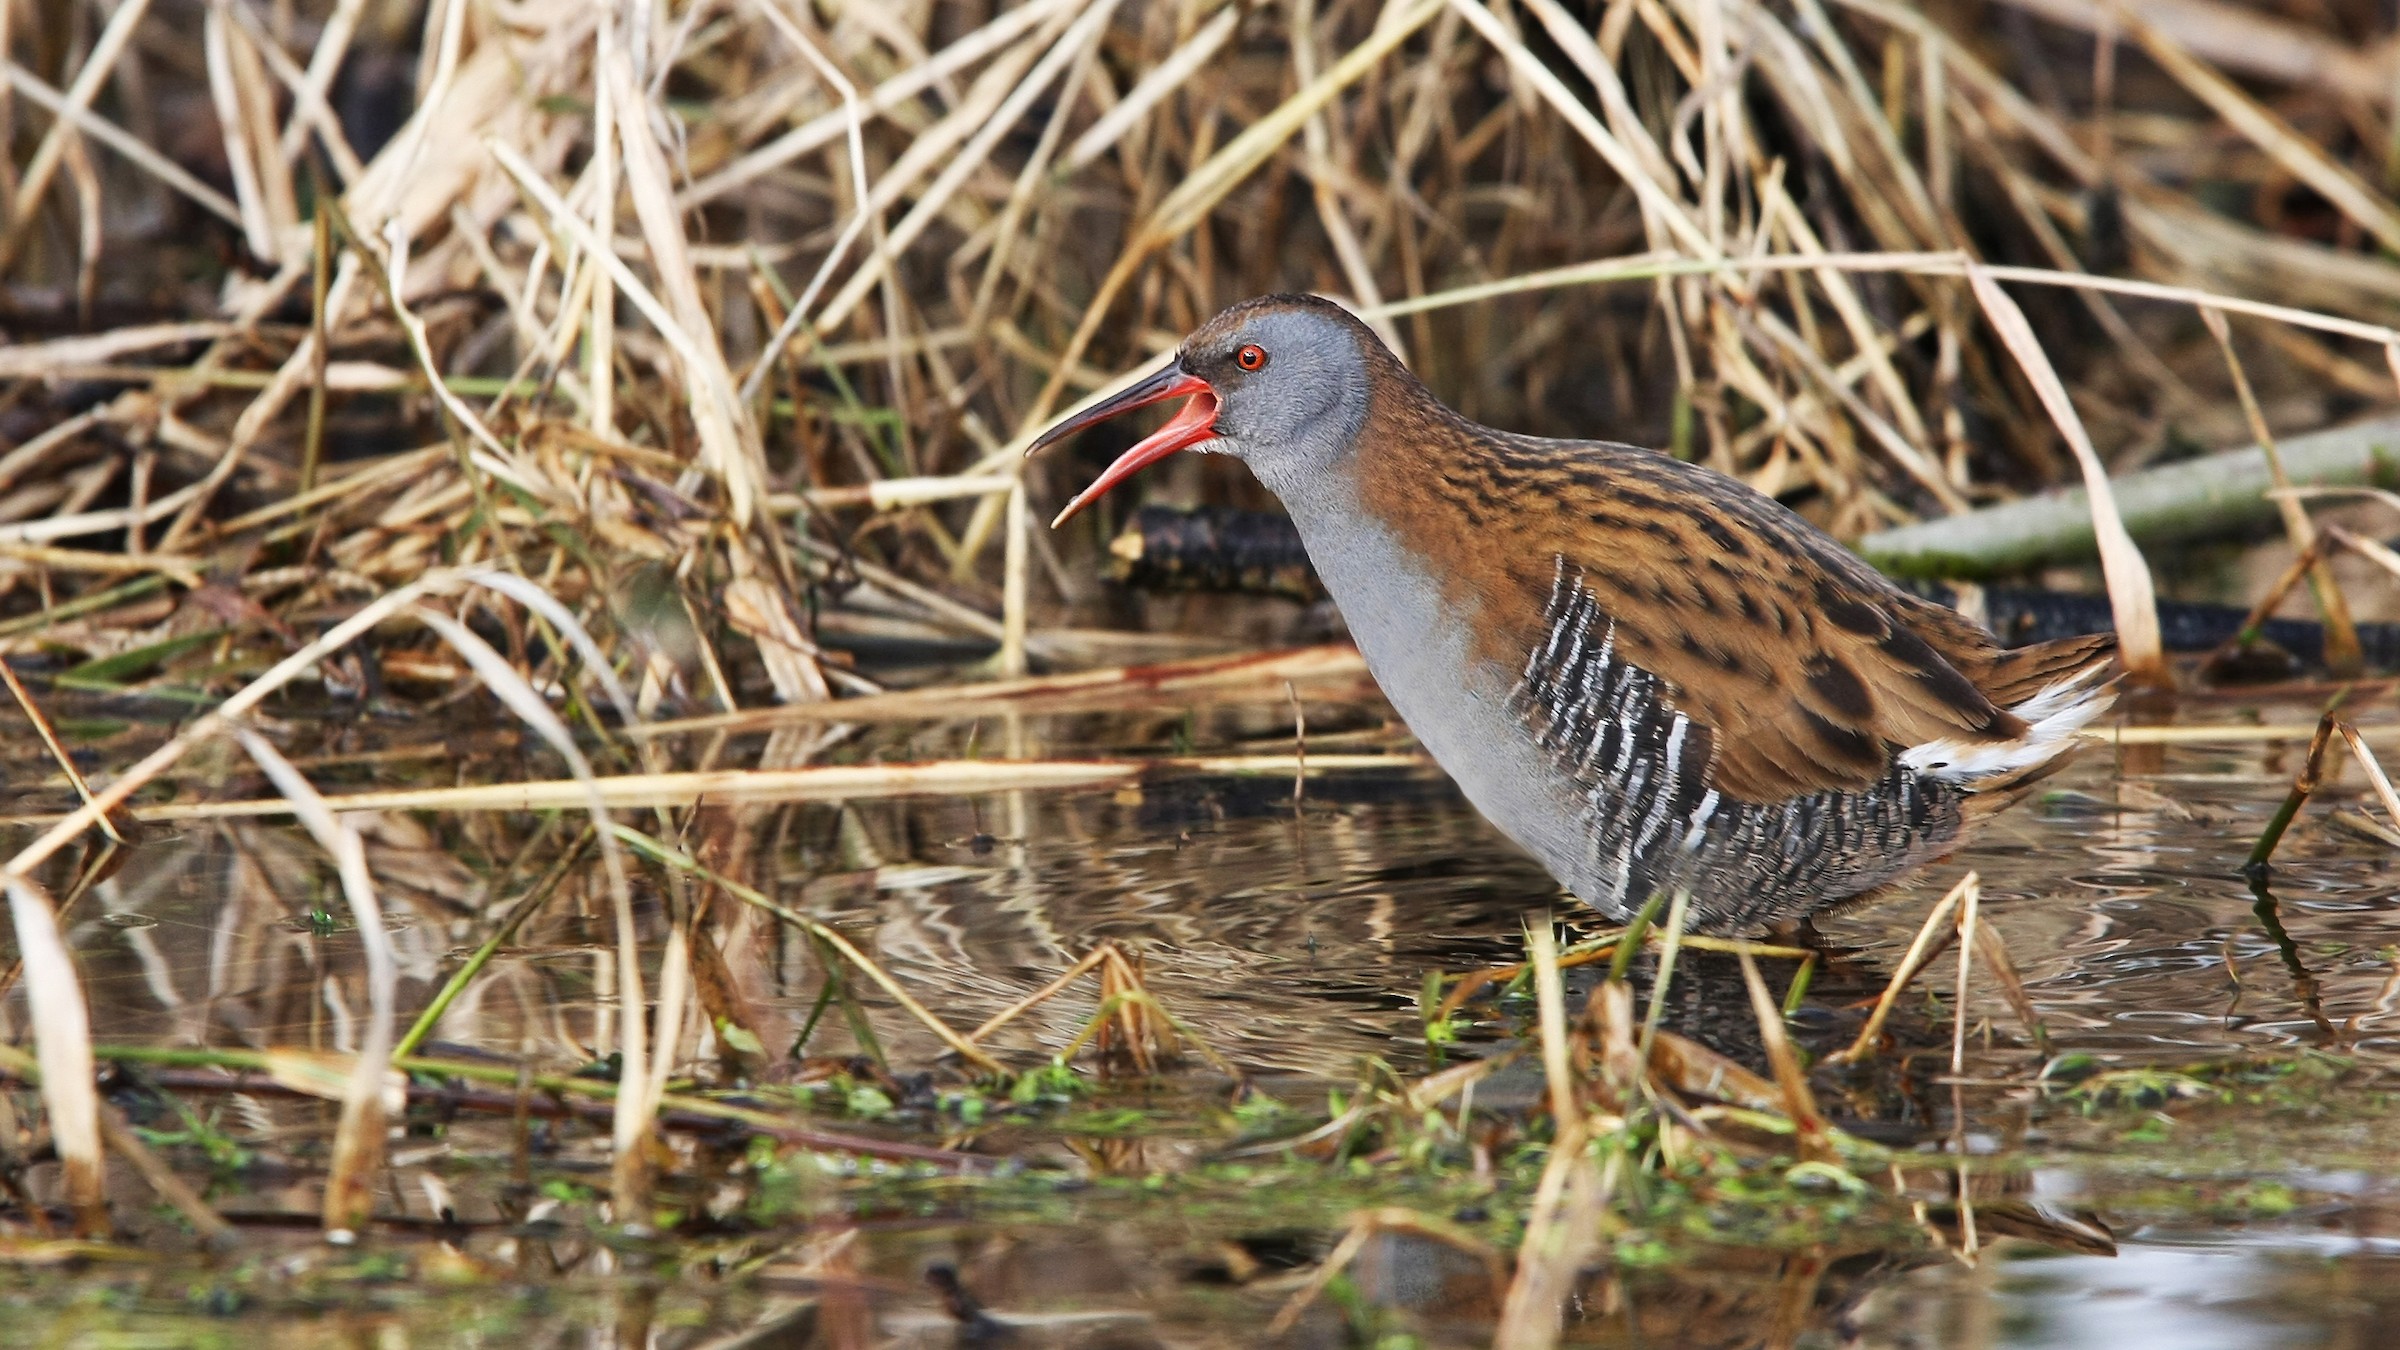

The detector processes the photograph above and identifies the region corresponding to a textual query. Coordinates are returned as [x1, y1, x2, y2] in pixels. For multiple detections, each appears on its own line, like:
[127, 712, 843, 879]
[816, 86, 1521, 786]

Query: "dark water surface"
[5, 687, 2400, 1347]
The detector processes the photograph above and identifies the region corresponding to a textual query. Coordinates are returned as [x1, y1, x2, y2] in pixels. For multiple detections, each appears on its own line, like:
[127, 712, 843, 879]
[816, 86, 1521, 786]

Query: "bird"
[1029, 295, 2116, 932]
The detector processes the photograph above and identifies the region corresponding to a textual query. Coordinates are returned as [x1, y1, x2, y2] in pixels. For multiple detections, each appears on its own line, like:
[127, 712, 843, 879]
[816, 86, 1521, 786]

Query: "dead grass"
[2, 0, 2399, 1300]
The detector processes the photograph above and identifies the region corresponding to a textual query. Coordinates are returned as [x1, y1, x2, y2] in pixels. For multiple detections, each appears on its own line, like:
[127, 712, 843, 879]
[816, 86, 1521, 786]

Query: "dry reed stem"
[232, 729, 398, 1240]
[681, 0, 1078, 208]
[33, 753, 1424, 826]
[0, 64, 242, 225]
[0, 0, 156, 273]
[1448, 0, 1712, 257]
[1949, 879, 1980, 1078]
[204, 0, 279, 264]
[225, 0, 360, 183]
[378, 224, 516, 466]
[2323, 523, 2400, 598]
[963, 946, 1113, 1045]
[93, 1104, 233, 1247]
[2201, 307, 2364, 676]
[732, 17, 869, 408]
[2334, 725, 2400, 840]
[1737, 948, 1829, 1160]
[1965, 269, 2165, 685]
[1969, 918, 2050, 1057]
[812, 0, 1118, 336]
[0, 661, 130, 845]
[2106, 721, 2400, 745]
[1493, 920, 1609, 1350]
[1529, 920, 1577, 1133]
[1365, 248, 2400, 346]
[2, 877, 103, 1235]
[603, 39, 766, 528]
[2123, 11, 2400, 259]
[1826, 872, 1975, 1066]
[2001, 0, 2393, 103]
[1062, 7, 1237, 172]
[1010, 0, 1443, 453]
[406, 603, 653, 1220]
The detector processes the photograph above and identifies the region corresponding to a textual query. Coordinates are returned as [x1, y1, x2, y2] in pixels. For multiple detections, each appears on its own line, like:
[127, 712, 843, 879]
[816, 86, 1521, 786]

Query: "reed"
[5, 0, 2399, 1263]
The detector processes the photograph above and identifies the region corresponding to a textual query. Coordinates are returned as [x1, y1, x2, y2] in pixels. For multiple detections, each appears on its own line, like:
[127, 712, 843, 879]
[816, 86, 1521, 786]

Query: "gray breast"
[1271, 480, 1596, 903]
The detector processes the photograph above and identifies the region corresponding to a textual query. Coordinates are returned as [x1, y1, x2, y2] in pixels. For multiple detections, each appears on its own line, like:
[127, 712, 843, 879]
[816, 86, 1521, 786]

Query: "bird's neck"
[1256, 414, 1497, 733]
[1259, 391, 1601, 879]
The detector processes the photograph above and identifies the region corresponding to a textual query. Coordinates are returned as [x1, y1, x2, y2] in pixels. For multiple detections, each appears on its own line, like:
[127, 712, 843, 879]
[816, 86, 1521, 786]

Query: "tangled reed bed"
[4, 0, 2400, 1328]
[17, 0, 2400, 695]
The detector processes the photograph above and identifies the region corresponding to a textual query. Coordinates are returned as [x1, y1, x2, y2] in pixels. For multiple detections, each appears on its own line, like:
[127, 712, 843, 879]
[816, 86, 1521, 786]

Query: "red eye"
[1235, 344, 1267, 372]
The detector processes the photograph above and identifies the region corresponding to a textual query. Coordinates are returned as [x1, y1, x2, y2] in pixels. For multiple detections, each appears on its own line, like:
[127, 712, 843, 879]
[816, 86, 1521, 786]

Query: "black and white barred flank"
[1505, 559, 1960, 930]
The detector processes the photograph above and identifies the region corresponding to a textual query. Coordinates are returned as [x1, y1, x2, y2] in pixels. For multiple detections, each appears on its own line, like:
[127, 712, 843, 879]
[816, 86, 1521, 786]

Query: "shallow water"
[5, 685, 2400, 1346]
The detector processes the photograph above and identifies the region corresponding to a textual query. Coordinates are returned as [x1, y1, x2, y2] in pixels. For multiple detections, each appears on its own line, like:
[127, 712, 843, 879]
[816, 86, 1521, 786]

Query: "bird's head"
[1029, 295, 1384, 525]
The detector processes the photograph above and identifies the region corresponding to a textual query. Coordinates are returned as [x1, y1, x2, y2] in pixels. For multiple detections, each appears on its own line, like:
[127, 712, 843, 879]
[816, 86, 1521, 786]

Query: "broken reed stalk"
[2250, 712, 2344, 872]
[2334, 724, 2400, 835]
[1080, 945, 1168, 1075]
[1432, 929, 1812, 1025]
[963, 946, 1114, 1045]
[2245, 699, 2400, 863]
[1059, 990, 1205, 1080]
[1969, 918, 2050, 1058]
[0, 661, 133, 848]
[1738, 949, 1829, 1161]
[1827, 872, 1976, 1066]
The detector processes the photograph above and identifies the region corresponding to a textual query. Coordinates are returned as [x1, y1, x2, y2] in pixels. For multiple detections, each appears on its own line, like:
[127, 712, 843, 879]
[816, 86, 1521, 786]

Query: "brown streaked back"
[1345, 379, 2113, 805]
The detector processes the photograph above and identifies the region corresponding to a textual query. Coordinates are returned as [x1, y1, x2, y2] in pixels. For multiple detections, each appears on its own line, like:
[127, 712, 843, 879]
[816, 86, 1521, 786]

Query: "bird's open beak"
[1026, 359, 1218, 526]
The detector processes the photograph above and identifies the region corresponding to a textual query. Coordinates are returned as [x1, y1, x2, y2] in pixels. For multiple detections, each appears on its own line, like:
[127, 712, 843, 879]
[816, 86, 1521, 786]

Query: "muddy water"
[5, 688, 2400, 1346]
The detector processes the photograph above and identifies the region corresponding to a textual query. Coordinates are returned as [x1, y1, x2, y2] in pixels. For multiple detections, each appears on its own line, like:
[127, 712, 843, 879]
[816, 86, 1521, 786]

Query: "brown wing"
[1470, 444, 2062, 804]
[1344, 385, 2116, 807]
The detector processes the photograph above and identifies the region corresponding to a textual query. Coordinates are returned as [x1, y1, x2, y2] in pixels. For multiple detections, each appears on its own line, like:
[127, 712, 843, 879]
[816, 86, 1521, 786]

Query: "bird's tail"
[1956, 634, 2120, 806]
